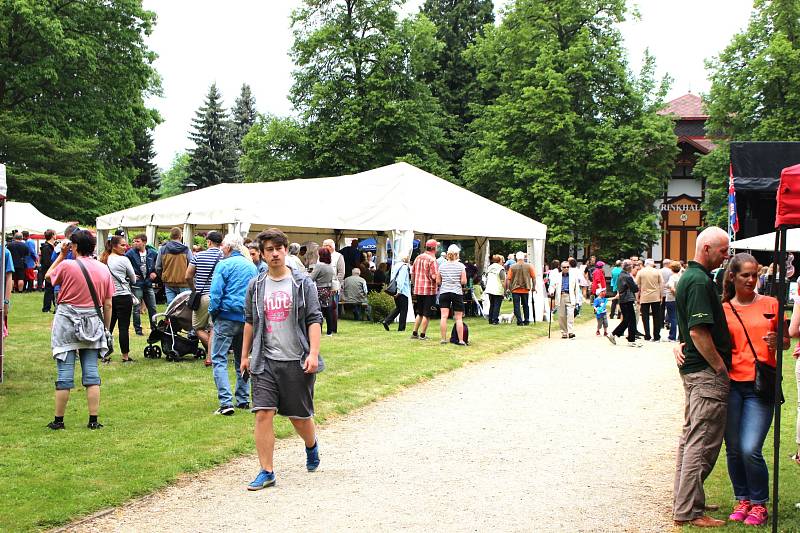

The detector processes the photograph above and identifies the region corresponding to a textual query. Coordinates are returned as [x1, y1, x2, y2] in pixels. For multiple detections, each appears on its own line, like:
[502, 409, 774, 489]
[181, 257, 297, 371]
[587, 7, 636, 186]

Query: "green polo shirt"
[675, 261, 732, 375]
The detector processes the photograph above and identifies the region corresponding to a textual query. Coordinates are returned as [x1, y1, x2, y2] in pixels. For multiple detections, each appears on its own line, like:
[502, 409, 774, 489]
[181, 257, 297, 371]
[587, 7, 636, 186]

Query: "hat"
[447, 244, 460, 254]
[595, 261, 605, 268]
[206, 231, 223, 244]
[596, 287, 606, 295]
[425, 239, 438, 249]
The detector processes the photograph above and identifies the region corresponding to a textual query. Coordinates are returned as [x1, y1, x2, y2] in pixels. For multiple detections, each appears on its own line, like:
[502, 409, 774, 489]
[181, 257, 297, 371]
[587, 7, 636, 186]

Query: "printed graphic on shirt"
[262, 276, 303, 361]
[265, 289, 292, 331]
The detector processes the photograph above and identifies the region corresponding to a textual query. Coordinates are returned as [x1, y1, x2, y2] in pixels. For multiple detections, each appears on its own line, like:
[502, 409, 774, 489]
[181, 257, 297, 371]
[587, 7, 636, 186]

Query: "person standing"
[208, 234, 258, 415]
[310, 247, 336, 335]
[672, 226, 731, 528]
[609, 260, 623, 319]
[1, 244, 14, 334]
[436, 244, 467, 345]
[40, 230, 56, 312]
[186, 231, 224, 364]
[484, 255, 507, 325]
[240, 228, 323, 489]
[8, 233, 30, 293]
[287, 243, 306, 271]
[661, 258, 673, 329]
[506, 251, 537, 326]
[248, 243, 269, 274]
[125, 234, 158, 336]
[321, 239, 344, 334]
[593, 288, 609, 337]
[22, 231, 37, 292]
[45, 230, 114, 430]
[100, 235, 137, 363]
[590, 260, 607, 297]
[636, 258, 665, 342]
[548, 261, 580, 338]
[382, 255, 411, 331]
[609, 260, 640, 347]
[155, 227, 193, 305]
[665, 262, 682, 342]
[410, 239, 439, 340]
[339, 238, 360, 278]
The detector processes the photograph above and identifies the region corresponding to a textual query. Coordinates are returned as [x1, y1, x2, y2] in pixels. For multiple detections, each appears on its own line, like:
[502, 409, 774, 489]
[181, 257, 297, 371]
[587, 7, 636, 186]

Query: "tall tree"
[462, 0, 676, 257]
[240, 115, 310, 182]
[130, 126, 161, 197]
[186, 83, 237, 189]
[0, 0, 160, 220]
[694, 0, 800, 226]
[287, 0, 450, 178]
[157, 152, 190, 199]
[230, 84, 258, 157]
[420, 0, 494, 182]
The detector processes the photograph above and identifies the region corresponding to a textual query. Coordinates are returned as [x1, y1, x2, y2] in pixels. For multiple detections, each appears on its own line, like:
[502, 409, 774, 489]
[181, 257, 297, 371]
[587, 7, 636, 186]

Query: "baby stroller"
[144, 291, 206, 362]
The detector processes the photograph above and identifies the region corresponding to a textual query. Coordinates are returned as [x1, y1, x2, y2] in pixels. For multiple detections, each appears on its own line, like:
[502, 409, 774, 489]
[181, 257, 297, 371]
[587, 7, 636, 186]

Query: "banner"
[728, 163, 739, 235]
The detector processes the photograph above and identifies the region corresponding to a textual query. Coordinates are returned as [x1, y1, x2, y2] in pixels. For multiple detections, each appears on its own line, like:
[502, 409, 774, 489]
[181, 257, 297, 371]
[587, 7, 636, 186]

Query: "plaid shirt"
[411, 252, 438, 296]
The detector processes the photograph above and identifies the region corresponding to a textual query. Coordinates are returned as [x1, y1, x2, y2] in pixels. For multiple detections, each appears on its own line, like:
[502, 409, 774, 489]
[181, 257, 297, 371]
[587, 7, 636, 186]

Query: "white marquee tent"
[730, 229, 800, 252]
[5, 201, 70, 237]
[96, 162, 549, 318]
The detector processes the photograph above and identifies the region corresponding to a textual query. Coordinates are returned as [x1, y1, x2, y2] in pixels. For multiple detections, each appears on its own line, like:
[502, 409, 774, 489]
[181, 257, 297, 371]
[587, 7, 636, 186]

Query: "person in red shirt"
[590, 260, 607, 296]
[410, 239, 439, 340]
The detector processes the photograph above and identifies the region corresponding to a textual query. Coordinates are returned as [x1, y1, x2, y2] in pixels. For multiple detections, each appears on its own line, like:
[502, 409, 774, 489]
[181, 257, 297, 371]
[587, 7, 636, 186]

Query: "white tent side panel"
[730, 229, 800, 252]
[5, 202, 69, 236]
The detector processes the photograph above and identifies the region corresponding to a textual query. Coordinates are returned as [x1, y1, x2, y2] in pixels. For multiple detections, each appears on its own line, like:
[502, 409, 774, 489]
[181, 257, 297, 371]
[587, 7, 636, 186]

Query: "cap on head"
[206, 231, 223, 244]
[447, 244, 460, 255]
[595, 261, 605, 268]
[425, 239, 438, 250]
[596, 288, 606, 295]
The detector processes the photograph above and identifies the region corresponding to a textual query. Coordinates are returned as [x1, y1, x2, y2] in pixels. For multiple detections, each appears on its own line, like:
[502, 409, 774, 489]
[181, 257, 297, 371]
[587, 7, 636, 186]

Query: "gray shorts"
[251, 358, 316, 419]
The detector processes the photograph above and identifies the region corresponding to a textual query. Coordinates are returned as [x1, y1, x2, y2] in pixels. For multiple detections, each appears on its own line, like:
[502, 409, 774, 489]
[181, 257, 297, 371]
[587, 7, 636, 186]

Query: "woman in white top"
[484, 255, 506, 325]
[664, 261, 682, 342]
[436, 244, 468, 345]
[100, 235, 137, 362]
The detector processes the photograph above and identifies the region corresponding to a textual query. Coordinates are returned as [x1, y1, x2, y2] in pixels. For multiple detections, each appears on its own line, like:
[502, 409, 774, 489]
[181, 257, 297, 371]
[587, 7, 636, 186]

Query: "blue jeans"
[164, 286, 189, 305]
[55, 349, 101, 390]
[210, 318, 249, 408]
[725, 380, 773, 504]
[665, 301, 677, 340]
[132, 286, 158, 332]
[512, 292, 530, 325]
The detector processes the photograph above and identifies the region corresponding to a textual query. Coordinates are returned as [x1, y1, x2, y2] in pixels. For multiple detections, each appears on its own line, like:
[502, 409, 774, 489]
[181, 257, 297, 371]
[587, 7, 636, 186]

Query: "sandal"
[101, 356, 112, 364]
[790, 452, 800, 465]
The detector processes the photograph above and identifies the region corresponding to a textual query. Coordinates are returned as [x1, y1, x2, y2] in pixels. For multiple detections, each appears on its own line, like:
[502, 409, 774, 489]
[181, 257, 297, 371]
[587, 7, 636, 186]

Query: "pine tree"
[229, 83, 258, 181]
[130, 127, 160, 197]
[186, 83, 237, 189]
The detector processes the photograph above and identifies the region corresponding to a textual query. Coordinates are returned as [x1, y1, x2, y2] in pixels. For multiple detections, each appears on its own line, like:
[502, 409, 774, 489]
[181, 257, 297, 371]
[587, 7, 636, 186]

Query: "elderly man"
[506, 251, 537, 326]
[342, 267, 369, 320]
[208, 234, 257, 415]
[672, 227, 731, 528]
[636, 258, 665, 342]
[548, 261, 580, 338]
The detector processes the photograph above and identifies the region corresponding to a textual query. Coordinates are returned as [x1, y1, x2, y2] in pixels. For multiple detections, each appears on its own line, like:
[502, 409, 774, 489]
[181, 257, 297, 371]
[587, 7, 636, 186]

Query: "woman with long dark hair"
[310, 247, 337, 336]
[100, 235, 137, 363]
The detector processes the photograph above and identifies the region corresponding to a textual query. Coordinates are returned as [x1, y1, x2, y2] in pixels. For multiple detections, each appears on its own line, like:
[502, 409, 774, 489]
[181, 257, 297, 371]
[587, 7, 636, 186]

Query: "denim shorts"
[55, 349, 101, 390]
[252, 358, 315, 419]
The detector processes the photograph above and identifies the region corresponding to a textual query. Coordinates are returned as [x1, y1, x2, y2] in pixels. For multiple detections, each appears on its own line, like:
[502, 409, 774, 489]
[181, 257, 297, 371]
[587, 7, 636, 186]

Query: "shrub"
[367, 290, 394, 322]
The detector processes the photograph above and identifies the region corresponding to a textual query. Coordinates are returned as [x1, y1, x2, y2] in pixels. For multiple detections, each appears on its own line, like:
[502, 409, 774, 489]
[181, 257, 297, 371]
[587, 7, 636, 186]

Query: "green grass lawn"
[692, 335, 800, 532]
[0, 292, 566, 532]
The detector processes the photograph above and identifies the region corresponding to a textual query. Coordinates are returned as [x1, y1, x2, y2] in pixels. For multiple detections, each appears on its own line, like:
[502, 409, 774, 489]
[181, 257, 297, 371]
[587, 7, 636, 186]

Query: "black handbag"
[385, 264, 407, 296]
[727, 301, 784, 404]
[189, 256, 220, 311]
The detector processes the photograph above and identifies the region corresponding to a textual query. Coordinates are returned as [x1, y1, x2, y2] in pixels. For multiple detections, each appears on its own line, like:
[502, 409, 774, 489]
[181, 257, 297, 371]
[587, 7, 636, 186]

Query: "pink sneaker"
[729, 500, 751, 521]
[744, 504, 768, 526]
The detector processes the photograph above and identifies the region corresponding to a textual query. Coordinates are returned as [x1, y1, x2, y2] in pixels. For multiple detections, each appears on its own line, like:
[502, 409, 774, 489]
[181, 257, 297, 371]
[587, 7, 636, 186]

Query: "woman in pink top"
[45, 230, 114, 430]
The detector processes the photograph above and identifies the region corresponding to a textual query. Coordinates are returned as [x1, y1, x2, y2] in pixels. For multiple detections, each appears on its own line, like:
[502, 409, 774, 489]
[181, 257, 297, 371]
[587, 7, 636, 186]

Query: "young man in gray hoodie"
[240, 228, 323, 490]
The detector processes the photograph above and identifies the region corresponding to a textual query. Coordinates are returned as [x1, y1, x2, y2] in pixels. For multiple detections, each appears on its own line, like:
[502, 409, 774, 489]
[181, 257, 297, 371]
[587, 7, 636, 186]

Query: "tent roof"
[730, 228, 800, 252]
[96, 162, 547, 240]
[5, 202, 69, 236]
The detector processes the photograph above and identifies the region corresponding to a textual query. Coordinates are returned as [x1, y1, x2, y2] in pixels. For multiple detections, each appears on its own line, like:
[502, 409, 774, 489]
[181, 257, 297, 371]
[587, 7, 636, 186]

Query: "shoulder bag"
[188, 255, 220, 311]
[108, 268, 140, 306]
[727, 301, 784, 404]
[76, 259, 114, 357]
[385, 264, 407, 296]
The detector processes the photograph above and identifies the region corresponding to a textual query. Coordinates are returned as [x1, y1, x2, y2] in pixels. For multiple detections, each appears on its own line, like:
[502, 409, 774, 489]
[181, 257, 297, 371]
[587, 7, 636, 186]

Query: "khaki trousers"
[557, 297, 574, 335]
[673, 367, 730, 521]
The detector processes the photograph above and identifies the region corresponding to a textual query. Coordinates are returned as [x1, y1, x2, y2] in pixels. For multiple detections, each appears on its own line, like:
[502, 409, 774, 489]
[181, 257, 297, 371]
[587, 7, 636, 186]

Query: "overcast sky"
[141, 0, 755, 170]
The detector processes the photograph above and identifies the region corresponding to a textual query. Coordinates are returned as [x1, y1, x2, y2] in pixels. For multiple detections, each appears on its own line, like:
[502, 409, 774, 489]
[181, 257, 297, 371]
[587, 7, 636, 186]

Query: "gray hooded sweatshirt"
[244, 266, 324, 375]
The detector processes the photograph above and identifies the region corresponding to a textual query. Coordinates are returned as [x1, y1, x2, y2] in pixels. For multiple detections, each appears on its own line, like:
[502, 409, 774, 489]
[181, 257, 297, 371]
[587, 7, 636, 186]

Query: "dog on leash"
[498, 313, 514, 324]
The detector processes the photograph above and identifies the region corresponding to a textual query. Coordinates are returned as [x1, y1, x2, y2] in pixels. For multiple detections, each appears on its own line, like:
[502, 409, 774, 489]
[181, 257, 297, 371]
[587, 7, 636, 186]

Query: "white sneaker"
[627, 341, 643, 348]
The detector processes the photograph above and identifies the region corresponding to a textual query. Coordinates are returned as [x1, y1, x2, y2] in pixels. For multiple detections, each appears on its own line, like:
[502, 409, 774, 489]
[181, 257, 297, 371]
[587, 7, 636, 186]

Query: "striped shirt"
[191, 247, 223, 295]
[439, 260, 465, 295]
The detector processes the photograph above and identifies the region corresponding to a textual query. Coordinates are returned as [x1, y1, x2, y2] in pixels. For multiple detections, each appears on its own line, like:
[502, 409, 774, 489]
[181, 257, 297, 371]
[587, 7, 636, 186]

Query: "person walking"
[310, 247, 337, 336]
[240, 228, 323, 489]
[436, 244, 467, 345]
[382, 255, 411, 331]
[40, 230, 56, 312]
[100, 235, 137, 363]
[609, 260, 623, 319]
[45, 230, 114, 430]
[548, 261, 581, 339]
[186, 231, 224, 365]
[484, 255, 507, 325]
[155, 227, 193, 305]
[410, 239, 439, 340]
[664, 261, 682, 342]
[593, 288, 609, 337]
[208, 234, 258, 415]
[506, 251, 537, 326]
[125, 233, 158, 337]
[608, 260, 640, 347]
[636, 258, 664, 342]
[590, 260, 607, 297]
[672, 226, 731, 528]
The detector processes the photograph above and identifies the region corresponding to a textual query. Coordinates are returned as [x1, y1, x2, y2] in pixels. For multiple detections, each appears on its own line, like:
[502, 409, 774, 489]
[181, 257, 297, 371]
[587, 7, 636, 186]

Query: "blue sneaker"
[305, 441, 320, 472]
[247, 469, 275, 491]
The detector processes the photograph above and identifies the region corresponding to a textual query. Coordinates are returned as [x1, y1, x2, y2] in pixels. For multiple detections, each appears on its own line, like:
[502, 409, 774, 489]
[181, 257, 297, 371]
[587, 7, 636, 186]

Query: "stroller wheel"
[153, 345, 162, 358]
[143, 345, 154, 359]
[195, 347, 206, 360]
[166, 350, 179, 362]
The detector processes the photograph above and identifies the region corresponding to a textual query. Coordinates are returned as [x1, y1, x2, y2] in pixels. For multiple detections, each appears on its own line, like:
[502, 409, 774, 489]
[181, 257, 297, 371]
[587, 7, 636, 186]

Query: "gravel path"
[68, 320, 684, 533]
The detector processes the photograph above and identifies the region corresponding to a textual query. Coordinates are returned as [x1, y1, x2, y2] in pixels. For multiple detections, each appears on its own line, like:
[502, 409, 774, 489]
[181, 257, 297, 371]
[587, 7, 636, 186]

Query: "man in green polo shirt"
[673, 226, 732, 528]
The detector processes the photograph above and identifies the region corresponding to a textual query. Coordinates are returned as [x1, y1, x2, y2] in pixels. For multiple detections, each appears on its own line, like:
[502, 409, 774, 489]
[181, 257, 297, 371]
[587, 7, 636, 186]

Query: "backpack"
[450, 321, 469, 345]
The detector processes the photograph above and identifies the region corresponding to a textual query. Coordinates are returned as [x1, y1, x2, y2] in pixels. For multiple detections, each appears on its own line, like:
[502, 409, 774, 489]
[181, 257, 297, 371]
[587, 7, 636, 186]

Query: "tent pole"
[0, 198, 5, 384]
[771, 225, 788, 533]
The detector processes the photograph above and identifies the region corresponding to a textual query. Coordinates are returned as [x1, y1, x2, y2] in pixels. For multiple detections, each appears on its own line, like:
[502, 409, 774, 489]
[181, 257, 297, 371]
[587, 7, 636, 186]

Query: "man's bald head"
[694, 226, 730, 270]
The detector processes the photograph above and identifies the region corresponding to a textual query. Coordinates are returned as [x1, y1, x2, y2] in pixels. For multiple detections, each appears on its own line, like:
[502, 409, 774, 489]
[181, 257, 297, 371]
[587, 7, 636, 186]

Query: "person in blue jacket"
[125, 233, 159, 335]
[208, 233, 258, 415]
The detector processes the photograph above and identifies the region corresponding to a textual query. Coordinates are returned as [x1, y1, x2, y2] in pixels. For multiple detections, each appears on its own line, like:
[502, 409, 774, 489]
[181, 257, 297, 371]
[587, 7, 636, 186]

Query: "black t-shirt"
[40, 242, 55, 268]
[676, 261, 732, 375]
[8, 241, 29, 270]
